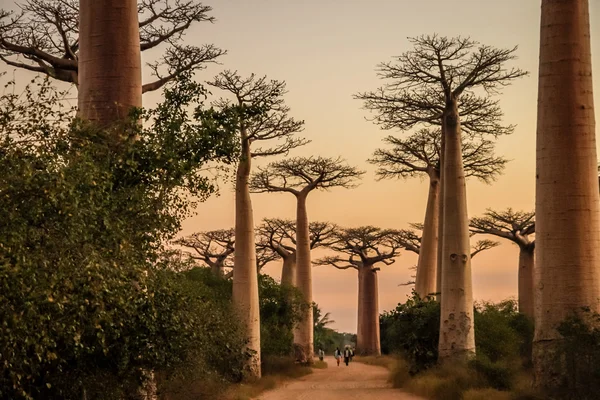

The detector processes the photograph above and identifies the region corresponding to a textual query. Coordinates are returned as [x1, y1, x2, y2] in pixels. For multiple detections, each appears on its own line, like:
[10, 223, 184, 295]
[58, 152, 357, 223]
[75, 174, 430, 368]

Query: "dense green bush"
[0, 76, 247, 399]
[552, 308, 600, 399]
[379, 291, 440, 372]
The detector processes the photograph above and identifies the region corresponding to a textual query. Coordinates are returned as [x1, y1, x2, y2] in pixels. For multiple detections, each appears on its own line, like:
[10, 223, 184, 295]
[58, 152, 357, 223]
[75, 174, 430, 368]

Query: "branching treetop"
[0, 0, 224, 93]
[256, 218, 338, 258]
[208, 70, 308, 157]
[355, 35, 528, 136]
[314, 226, 401, 270]
[174, 228, 235, 269]
[470, 208, 535, 247]
[370, 129, 507, 182]
[398, 223, 499, 258]
[250, 156, 365, 196]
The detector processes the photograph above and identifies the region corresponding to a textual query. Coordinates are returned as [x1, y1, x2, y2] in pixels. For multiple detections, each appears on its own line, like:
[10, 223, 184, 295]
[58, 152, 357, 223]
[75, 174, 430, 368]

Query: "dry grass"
[353, 355, 397, 370]
[312, 360, 328, 369]
[463, 388, 512, 400]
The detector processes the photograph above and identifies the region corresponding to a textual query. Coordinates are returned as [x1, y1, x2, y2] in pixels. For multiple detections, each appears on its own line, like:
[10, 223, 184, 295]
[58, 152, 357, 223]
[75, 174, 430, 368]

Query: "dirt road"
[254, 357, 424, 400]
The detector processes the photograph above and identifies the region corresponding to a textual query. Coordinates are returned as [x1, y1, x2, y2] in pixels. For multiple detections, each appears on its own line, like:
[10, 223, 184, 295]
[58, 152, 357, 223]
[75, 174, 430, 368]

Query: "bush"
[379, 291, 440, 373]
[552, 308, 600, 399]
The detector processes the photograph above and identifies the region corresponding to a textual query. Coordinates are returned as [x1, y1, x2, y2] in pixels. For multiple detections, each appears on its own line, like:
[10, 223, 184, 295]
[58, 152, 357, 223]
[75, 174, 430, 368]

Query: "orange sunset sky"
[2, 0, 599, 333]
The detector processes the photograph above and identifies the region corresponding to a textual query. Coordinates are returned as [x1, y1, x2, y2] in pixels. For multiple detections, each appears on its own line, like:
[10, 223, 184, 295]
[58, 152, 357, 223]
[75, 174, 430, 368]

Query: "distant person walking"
[344, 347, 351, 366]
[318, 348, 324, 361]
[334, 347, 342, 366]
[350, 347, 355, 362]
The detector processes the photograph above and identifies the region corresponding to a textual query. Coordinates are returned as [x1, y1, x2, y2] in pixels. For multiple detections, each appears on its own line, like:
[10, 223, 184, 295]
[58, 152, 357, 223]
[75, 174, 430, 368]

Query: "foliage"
[0, 76, 244, 399]
[552, 308, 600, 399]
[380, 291, 440, 373]
[313, 304, 355, 353]
[259, 275, 307, 358]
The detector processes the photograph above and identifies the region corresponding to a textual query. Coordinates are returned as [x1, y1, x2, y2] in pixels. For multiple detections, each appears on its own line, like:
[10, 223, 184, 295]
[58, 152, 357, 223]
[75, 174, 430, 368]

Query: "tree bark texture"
[233, 135, 261, 379]
[293, 194, 314, 363]
[79, 0, 142, 126]
[357, 266, 381, 356]
[438, 99, 476, 362]
[436, 127, 446, 300]
[534, 0, 600, 391]
[416, 173, 440, 298]
[518, 245, 535, 319]
[281, 254, 297, 287]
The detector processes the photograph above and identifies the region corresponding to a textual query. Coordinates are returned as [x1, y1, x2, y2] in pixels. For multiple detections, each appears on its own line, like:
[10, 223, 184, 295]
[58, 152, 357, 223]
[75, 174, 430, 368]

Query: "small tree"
[470, 209, 535, 318]
[371, 128, 506, 297]
[208, 70, 307, 378]
[256, 218, 337, 286]
[250, 156, 363, 363]
[175, 229, 235, 277]
[357, 35, 527, 361]
[0, 0, 223, 94]
[315, 226, 401, 356]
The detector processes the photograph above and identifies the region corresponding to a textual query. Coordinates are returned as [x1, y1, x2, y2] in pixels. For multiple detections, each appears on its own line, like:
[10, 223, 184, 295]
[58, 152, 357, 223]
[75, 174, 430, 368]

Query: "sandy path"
[254, 357, 424, 400]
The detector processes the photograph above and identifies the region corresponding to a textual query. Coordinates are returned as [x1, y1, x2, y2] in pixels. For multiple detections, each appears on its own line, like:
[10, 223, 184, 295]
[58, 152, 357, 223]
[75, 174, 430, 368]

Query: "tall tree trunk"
[436, 127, 446, 300]
[357, 266, 381, 355]
[415, 172, 440, 298]
[79, 0, 142, 126]
[438, 99, 476, 362]
[281, 254, 297, 287]
[211, 264, 225, 277]
[534, 0, 600, 391]
[294, 193, 314, 363]
[518, 245, 535, 319]
[233, 135, 261, 379]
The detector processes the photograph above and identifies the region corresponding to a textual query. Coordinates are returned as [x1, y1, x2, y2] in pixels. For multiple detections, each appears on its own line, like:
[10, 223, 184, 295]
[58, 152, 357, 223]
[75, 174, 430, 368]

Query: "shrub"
[379, 291, 440, 373]
[552, 308, 600, 399]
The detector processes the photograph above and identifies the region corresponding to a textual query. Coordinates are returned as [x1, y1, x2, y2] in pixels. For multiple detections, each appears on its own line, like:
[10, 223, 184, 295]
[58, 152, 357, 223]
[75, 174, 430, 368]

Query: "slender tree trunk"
[294, 193, 314, 363]
[534, 0, 600, 391]
[356, 266, 365, 354]
[415, 172, 440, 298]
[79, 0, 142, 126]
[233, 135, 261, 379]
[436, 127, 446, 300]
[211, 264, 225, 278]
[281, 254, 297, 287]
[357, 266, 381, 355]
[518, 245, 535, 319]
[438, 98, 476, 362]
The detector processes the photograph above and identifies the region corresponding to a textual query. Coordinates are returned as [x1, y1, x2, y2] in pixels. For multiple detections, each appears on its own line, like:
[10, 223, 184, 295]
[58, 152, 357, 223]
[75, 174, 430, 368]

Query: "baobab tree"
[76, 0, 143, 125]
[208, 71, 306, 378]
[470, 209, 535, 318]
[357, 35, 527, 361]
[315, 226, 401, 356]
[250, 156, 364, 363]
[256, 218, 337, 286]
[371, 128, 506, 297]
[174, 229, 235, 277]
[0, 1, 223, 95]
[534, 0, 600, 390]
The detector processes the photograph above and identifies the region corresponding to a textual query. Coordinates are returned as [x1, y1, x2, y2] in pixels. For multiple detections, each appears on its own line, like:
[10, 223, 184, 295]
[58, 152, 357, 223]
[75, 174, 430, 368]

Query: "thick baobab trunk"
[357, 266, 381, 356]
[518, 245, 535, 319]
[79, 0, 142, 126]
[534, 0, 600, 391]
[436, 128, 446, 300]
[281, 254, 297, 287]
[294, 193, 314, 363]
[438, 99, 476, 362]
[415, 172, 440, 298]
[233, 136, 261, 379]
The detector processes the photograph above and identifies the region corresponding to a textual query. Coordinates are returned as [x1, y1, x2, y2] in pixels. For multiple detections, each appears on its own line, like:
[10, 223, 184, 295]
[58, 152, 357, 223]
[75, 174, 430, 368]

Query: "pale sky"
[1, 0, 599, 333]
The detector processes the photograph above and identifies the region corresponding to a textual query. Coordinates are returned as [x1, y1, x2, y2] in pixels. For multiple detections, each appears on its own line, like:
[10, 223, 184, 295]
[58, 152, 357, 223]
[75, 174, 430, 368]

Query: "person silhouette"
[334, 347, 342, 366]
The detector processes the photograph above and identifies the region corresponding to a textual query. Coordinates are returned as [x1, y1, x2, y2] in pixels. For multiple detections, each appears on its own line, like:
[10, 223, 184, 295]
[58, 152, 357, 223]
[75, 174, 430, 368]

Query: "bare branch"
[470, 239, 500, 258]
[0, 1, 223, 92]
[470, 208, 535, 247]
[323, 226, 402, 267]
[250, 156, 365, 196]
